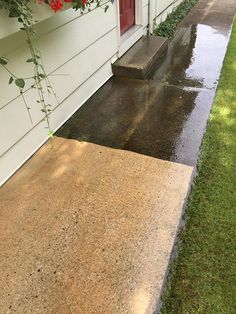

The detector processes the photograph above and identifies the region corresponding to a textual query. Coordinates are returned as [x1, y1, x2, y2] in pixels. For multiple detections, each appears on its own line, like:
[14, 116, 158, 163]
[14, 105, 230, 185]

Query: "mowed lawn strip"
[161, 20, 236, 313]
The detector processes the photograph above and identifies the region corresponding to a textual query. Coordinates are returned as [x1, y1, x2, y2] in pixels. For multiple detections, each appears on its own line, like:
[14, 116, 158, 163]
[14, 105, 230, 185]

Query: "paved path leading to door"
[57, 0, 236, 168]
[1, 0, 235, 313]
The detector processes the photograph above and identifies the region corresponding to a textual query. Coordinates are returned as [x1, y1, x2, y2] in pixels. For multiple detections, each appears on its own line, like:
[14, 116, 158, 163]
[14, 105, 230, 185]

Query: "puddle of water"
[57, 21, 232, 167]
[57, 77, 214, 166]
[152, 24, 230, 90]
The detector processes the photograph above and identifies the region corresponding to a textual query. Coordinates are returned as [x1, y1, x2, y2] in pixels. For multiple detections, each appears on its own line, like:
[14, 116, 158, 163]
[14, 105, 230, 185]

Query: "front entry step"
[112, 35, 168, 79]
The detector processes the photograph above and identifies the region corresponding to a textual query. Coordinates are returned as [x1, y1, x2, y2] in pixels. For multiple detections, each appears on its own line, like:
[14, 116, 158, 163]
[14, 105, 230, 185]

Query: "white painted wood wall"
[0, 0, 182, 185]
[154, 0, 183, 26]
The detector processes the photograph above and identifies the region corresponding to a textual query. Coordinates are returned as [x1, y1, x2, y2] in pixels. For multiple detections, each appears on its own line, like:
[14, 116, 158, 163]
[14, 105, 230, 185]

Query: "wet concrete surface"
[57, 0, 236, 167]
[153, 23, 231, 90]
[112, 36, 168, 79]
[180, 5, 236, 33]
[57, 78, 214, 166]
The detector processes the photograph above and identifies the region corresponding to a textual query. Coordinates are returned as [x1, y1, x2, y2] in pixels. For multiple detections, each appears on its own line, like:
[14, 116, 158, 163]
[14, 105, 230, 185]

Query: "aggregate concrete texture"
[1, 0, 236, 313]
[0, 137, 193, 313]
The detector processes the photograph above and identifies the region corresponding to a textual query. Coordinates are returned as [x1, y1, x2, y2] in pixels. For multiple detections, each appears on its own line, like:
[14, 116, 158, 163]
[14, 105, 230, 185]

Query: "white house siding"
[0, 4, 119, 185]
[142, 0, 149, 27]
[154, 0, 183, 28]
[0, 0, 183, 186]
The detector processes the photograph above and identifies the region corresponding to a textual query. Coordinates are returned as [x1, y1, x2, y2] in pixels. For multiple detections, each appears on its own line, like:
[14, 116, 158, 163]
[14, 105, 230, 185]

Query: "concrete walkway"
[58, 0, 236, 167]
[1, 0, 235, 313]
[0, 138, 192, 313]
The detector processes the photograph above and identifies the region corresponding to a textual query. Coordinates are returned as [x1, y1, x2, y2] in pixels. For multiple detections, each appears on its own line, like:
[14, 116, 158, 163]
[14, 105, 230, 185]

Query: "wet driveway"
[57, 0, 236, 167]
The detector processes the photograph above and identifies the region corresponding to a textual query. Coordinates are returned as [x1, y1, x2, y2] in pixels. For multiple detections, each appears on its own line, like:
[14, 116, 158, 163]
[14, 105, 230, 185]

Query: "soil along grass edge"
[160, 20, 236, 313]
[154, 0, 198, 38]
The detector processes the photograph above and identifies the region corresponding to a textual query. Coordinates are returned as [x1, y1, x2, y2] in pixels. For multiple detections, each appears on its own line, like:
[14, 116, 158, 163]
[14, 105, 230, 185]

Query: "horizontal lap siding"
[0, 62, 112, 185]
[0, 6, 117, 107]
[156, 0, 176, 16]
[0, 5, 118, 185]
[0, 0, 183, 185]
[143, 0, 183, 33]
[154, 0, 183, 26]
[0, 29, 117, 156]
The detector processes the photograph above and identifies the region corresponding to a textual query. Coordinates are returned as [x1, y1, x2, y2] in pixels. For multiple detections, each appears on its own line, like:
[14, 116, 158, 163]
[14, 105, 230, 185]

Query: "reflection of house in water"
[152, 24, 199, 86]
[156, 23, 230, 91]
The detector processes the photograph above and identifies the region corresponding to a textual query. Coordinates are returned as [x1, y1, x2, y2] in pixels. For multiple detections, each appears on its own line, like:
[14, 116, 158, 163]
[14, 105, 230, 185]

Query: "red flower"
[82, 0, 87, 4]
[50, 0, 63, 12]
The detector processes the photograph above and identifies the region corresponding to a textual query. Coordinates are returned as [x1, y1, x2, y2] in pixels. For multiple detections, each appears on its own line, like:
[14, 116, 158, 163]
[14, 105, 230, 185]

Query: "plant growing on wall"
[0, 0, 112, 136]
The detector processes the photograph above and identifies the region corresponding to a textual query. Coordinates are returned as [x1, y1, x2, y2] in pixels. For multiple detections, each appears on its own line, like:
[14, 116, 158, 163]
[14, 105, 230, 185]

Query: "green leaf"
[9, 76, 14, 84]
[15, 78, 25, 89]
[26, 58, 36, 63]
[9, 10, 20, 18]
[0, 57, 8, 65]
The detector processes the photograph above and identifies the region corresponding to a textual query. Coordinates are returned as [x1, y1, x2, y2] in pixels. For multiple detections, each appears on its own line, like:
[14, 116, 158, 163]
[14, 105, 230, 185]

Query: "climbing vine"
[0, 0, 112, 136]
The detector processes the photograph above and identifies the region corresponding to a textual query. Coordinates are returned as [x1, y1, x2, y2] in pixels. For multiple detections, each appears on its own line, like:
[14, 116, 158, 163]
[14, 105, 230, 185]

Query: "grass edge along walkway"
[160, 19, 236, 313]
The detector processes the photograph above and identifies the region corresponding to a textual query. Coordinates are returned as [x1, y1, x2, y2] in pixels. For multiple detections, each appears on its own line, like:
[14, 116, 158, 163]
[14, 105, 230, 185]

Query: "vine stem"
[20, 90, 33, 123]
[16, 0, 57, 140]
[0, 65, 33, 123]
[1, 65, 17, 79]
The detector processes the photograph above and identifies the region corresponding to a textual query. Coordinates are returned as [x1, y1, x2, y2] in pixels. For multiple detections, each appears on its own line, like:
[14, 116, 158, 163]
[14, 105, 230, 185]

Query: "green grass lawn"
[160, 20, 236, 313]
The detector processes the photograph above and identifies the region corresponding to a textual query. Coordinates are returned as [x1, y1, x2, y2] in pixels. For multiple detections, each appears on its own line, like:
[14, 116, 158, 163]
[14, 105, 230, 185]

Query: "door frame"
[119, 0, 135, 35]
[116, 0, 144, 57]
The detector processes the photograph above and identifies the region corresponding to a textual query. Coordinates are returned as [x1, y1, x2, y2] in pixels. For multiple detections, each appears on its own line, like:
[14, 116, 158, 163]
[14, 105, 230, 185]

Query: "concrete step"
[112, 35, 168, 79]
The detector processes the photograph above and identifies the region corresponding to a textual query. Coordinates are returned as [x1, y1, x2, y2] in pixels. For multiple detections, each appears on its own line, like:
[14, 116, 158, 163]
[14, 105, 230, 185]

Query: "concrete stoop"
[112, 36, 168, 79]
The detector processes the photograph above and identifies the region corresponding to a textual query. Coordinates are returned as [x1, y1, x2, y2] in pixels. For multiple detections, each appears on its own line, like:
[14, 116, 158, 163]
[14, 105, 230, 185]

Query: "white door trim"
[116, 0, 144, 58]
[118, 26, 144, 57]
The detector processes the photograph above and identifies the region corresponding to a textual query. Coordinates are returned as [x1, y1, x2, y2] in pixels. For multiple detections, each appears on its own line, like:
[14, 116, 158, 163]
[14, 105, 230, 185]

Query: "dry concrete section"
[0, 137, 192, 313]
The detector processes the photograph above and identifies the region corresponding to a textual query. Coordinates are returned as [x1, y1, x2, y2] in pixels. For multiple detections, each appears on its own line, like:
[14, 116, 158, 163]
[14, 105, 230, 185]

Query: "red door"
[119, 0, 135, 34]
